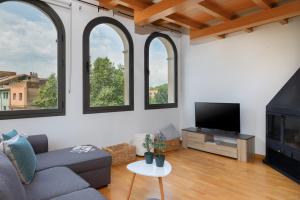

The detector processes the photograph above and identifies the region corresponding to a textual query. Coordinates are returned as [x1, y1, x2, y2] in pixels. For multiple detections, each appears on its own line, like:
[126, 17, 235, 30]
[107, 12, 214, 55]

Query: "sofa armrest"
[27, 135, 48, 154]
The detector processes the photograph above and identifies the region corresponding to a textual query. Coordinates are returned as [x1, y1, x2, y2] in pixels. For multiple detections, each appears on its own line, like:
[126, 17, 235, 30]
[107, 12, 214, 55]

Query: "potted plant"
[143, 134, 154, 164]
[154, 134, 167, 167]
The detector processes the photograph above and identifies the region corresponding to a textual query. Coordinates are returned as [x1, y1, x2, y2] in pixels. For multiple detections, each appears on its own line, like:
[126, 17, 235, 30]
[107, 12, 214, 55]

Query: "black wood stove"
[265, 68, 300, 184]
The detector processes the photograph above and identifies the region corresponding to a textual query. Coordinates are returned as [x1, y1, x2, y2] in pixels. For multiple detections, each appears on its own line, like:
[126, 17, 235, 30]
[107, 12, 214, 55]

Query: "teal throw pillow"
[3, 135, 36, 184]
[2, 129, 18, 140]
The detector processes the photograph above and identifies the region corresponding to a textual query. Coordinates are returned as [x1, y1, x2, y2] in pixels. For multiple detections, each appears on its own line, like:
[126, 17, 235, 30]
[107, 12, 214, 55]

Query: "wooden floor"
[99, 148, 300, 200]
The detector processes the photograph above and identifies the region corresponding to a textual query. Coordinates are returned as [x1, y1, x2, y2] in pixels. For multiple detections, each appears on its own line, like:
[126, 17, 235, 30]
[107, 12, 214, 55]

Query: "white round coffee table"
[127, 160, 172, 200]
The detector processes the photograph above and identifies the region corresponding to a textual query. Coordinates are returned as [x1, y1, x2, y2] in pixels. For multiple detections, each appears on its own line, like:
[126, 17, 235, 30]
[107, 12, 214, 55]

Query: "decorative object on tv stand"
[154, 134, 167, 167]
[143, 134, 154, 164]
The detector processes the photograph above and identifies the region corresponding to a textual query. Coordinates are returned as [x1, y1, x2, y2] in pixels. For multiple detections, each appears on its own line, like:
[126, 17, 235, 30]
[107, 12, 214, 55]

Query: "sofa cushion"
[36, 147, 111, 173]
[27, 135, 48, 154]
[159, 124, 180, 140]
[25, 167, 89, 200]
[3, 135, 36, 184]
[50, 188, 106, 200]
[0, 152, 27, 200]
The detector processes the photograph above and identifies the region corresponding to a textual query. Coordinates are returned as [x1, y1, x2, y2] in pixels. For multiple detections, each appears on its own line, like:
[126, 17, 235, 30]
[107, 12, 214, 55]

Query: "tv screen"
[195, 102, 240, 133]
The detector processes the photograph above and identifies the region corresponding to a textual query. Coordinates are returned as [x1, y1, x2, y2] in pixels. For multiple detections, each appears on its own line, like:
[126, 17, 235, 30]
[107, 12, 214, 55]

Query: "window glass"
[83, 17, 133, 113]
[89, 24, 128, 107]
[145, 33, 177, 109]
[0, 0, 65, 119]
[149, 38, 175, 104]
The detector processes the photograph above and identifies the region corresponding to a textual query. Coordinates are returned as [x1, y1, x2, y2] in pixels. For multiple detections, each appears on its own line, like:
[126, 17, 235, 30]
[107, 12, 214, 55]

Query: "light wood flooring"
[99, 148, 300, 200]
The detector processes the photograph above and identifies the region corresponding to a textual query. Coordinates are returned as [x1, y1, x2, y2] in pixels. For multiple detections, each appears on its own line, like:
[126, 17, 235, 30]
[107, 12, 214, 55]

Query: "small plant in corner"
[154, 134, 167, 167]
[143, 134, 154, 164]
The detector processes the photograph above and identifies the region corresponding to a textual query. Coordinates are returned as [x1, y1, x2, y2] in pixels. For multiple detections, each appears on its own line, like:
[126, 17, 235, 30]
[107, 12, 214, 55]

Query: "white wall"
[0, 0, 181, 150]
[2, 0, 299, 156]
[181, 17, 300, 155]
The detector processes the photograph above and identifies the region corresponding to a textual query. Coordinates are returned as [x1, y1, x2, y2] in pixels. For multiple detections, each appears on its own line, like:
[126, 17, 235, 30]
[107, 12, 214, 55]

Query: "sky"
[90, 24, 125, 67]
[0, 1, 170, 86]
[149, 38, 169, 87]
[0, 1, 57, 79]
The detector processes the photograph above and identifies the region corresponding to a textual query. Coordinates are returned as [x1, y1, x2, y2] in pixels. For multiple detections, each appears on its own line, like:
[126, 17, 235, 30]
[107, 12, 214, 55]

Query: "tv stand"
[182, 127, 255, 162]
[198, 127, 238, 136]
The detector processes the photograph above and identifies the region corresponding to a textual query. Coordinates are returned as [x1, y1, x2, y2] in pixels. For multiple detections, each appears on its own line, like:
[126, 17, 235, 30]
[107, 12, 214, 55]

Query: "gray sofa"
[0, 135, 112, 200]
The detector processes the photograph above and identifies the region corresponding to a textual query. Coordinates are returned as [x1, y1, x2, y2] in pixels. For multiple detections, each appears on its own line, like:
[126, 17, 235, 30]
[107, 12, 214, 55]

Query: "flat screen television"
[195, 102, 240, 133]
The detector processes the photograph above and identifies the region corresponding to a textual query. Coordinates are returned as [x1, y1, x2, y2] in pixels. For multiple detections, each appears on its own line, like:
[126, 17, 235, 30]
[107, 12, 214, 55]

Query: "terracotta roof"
[0, 74, 28, 85]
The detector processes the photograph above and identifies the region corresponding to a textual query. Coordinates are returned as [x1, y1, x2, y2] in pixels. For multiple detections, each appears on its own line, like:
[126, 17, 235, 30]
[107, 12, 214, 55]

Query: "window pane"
[89, 24, 129, 107]
[0, 1, 58, 111]
[149, 37, 175, 105]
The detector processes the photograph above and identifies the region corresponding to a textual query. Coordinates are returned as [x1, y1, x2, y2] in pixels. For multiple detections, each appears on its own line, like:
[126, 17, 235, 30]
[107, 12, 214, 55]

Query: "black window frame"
[144, 32, 178, 110]
[0, 0, 66, 120]
[83, 17, 134, 114]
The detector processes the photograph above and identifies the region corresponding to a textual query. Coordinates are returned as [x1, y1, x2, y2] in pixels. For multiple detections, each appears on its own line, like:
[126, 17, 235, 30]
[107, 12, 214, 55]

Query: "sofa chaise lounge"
[0, 134, 112, 200]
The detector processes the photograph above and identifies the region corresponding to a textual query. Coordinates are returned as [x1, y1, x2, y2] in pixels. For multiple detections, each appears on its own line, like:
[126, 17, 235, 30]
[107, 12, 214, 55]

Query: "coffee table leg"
[158, 177, 164, 200]
[127, 173, 136, 200]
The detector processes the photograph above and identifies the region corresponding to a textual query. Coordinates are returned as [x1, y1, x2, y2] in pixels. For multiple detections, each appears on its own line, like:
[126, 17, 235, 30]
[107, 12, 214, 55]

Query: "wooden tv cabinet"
[182, 128, 255, 162]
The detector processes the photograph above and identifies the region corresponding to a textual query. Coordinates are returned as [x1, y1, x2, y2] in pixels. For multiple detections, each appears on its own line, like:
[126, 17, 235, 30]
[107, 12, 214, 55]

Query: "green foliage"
[143, 134, 154, 153]
[33, 74, 57, 108]
[90, 57, 125, 107]
[149, 83, 168, 104]
[154, 134, 166, 156]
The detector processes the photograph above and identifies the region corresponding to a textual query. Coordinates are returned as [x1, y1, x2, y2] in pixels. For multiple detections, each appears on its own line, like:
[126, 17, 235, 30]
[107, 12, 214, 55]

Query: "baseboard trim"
[255, 154, 265, 160]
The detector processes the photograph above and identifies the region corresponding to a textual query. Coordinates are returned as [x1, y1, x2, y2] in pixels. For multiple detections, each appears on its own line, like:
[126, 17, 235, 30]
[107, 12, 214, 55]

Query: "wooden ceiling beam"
[100, 0, 151, 11]
[166, 13, 206, 29]
[101, 0, 120, 9]
[279, 18, 289, 25]
[216, 34, 226, 39]
[101, 0, 204, 29]
[251, 0, 271, 10]
[244, 27, 253, 33]
[115, 0, 150, 11]
[197, 1, 254, 34]
[134, 0, 203, 26]
[197, 1, 232, 21]
[250, 1, 292, 26]
[190, 1, 300, 40]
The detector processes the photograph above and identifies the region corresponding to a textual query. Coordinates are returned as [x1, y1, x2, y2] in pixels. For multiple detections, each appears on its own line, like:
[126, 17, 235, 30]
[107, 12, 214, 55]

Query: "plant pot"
[155, 155, 165, 167]
[144, 152, 154, 164]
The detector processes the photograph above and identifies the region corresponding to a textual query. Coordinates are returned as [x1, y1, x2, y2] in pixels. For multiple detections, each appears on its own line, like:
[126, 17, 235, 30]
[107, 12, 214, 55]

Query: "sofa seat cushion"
[36, 147, 111, 173]
[25, 167, 89, 200]
[0, 152, 27, 200]
[50, 188, 106, 200]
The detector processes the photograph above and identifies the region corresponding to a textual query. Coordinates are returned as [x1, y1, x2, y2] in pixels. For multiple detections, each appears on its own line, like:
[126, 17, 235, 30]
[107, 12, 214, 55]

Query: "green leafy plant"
[143, 134, 154, 153]
[154, 134, 166, 156]
[149, 83, 168, 104]
[33, 74, 57, 108]
[90, 57, 125, 107]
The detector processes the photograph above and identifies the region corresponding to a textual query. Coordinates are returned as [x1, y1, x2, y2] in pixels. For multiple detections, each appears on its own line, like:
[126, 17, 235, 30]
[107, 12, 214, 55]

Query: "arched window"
[83, 17, 134, 113]
[0, 0, 65, 119]
[145, 32, 178, 109]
